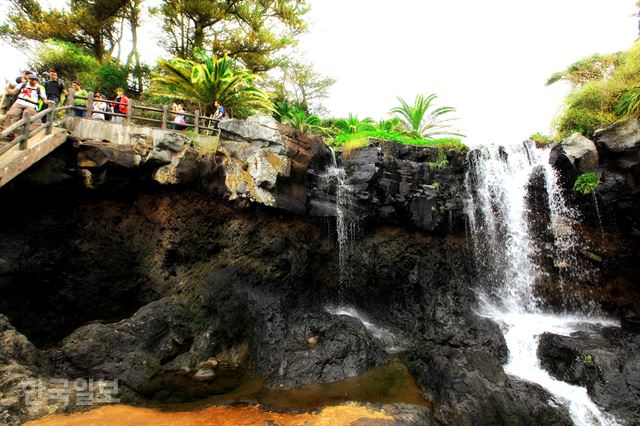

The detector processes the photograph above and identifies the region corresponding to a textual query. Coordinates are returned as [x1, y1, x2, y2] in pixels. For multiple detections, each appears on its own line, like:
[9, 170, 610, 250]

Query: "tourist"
[113, 88, 129, 123]
[43, 70, 67, 106]
[92, 93, 109, 120]
[71, 81, 88, 117]
[172, 103, 187, 130]
[2, 74, 47, 134]
[212, 100, 225, 128]
[15, 70, 30, 85]
[1, 82, 16, 114]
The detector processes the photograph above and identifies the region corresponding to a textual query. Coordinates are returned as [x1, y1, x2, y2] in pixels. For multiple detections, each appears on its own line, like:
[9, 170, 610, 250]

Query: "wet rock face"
[326, 140, 467, 232]
[537, 327, 640, 424]
[0, 193, 157, 347]
[0, 315, 52, 425]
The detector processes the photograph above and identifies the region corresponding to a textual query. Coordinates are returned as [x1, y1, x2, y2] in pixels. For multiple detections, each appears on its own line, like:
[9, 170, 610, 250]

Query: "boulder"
[144, 149, 172, 166]
[219, 115, 285, 145]
[76, 140, 141, 169]
[153, 132, 188, 153]
[404, 343, 572, 425]
[537, 327, 640, 424]
[562, 133, 599, 171]
[0, 315, 54, 425]
[594, 117, 640, 153]
[153, 147, 206, 185]
[247, 148, 290, 189]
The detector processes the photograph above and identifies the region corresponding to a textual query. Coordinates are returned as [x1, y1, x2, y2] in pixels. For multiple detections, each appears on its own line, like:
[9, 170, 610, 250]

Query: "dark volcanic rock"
[203, 266, 389, 389]
[0, 315, 53, 425]
[405, 342, 572, 425]
[538, 326, 640, 424]
[334, 140, 467, 232]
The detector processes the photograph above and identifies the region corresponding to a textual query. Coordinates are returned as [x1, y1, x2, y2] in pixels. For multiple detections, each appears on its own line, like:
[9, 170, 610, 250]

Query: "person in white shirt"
[92, 93, 109, 120]
[2, 74, 47, 135]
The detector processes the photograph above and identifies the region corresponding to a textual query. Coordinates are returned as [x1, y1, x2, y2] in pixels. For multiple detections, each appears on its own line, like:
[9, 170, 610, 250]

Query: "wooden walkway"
[0, 90, 220, 188]
[0, 126, 68, 188]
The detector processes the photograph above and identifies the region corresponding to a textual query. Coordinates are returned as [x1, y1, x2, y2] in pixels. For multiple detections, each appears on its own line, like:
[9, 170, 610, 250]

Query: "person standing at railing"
[44, 70, 67, 106]
[171, 103, 187, 130]
[212, 100, 225, 128]
[71, 81, 88, 117]
[92, 93, 109, 120]
[2, 74, 47, 135]
[113, 88, 128, 123]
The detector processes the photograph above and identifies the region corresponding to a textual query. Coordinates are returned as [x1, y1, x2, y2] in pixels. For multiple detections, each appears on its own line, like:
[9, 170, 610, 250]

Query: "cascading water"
[320, 151, 359, 300]
[465, 142, 620, 426]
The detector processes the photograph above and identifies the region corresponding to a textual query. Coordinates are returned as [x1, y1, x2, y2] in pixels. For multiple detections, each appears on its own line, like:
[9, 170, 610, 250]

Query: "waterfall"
[464, 142, 620, 426]
[319, 152, 359, 301]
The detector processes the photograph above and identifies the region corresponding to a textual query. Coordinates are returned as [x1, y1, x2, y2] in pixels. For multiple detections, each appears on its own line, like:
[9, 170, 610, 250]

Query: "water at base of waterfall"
[465, 142, 620, 425]
[480, 302, 620, 426]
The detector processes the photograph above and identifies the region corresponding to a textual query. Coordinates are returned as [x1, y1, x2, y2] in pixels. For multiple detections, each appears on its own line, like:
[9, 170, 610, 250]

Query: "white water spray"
[326, 305, 403, 353]
[320, 159, 360, 299]
[465, 142, 620, 425]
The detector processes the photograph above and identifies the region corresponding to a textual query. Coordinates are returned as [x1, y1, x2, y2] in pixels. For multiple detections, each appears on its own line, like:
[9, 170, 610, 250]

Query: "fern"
[573, 172, 599, 195]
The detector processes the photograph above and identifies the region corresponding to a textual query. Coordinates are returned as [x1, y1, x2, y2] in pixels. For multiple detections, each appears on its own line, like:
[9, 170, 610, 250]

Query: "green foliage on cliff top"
[327, 130, 467, 152]
[551, 40, 640, 138]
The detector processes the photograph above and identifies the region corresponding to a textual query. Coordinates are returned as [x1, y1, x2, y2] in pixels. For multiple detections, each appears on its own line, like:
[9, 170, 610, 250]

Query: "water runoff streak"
[320, 151, 360, 301]
[465, 141, 619, 426]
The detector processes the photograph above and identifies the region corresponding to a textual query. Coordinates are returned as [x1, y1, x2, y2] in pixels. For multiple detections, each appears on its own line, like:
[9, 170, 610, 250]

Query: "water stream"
[320, 153, 360, 301]
[465, 142, 620, 425]
[325, 305, 404, 353]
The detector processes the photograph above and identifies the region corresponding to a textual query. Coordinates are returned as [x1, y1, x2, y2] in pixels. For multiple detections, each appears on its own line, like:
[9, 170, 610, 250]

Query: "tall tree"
[152, 0, 309, 73]
[268, 61, 335, 114]
[0, 0, 130, 60]
[151, 50, 273, 117]
[123, 0, 144, 93]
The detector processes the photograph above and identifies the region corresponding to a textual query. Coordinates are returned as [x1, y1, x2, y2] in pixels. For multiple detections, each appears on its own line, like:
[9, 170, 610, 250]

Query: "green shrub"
[614, 87, 640, 117]
[553, 40, 640, 138]
[556, 108, 617, 138]
[573, 172, 599, 195]
[329, 129, 467, 152]
[529, 132, 555, 146]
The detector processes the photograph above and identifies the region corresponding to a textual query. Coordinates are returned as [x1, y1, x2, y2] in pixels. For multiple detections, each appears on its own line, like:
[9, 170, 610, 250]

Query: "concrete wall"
[63, 117, 174, 145]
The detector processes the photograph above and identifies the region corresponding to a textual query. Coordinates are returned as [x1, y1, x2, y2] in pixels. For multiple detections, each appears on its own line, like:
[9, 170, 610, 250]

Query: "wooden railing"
[68, 88, 221, 134]
[1, 90, 221, 159]
[0, 101, 72, 156]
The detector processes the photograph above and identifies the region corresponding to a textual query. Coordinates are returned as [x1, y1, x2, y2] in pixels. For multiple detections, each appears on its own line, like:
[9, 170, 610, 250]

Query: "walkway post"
[161, 105, 168, 130]
[86, 92, 94, 119]
[126, 99, 133, 123]
[20, 115, 30, 150]
[66, 88, 75, 117]
[45, 101, 55, 135]
[194, 110, 199, 134]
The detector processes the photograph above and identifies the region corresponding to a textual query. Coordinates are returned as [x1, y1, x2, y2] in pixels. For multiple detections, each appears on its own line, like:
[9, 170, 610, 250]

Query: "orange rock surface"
[25, 403, 395, 426]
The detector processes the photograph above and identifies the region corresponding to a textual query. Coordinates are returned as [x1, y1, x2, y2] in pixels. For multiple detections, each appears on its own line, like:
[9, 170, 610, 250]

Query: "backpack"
[11, 83, 46, 110]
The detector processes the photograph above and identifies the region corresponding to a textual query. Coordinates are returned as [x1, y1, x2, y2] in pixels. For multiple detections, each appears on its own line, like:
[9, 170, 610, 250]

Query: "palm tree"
[282, 108, 326, 135]
[376, 117, 406, 134]
[332, 113, 375, 134]
[391, 93, 464, 139]
[151, 49, 274, 117]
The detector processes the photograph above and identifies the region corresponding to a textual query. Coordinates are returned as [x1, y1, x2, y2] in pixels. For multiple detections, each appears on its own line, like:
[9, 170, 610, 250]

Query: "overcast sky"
[1, 0, 638, 145]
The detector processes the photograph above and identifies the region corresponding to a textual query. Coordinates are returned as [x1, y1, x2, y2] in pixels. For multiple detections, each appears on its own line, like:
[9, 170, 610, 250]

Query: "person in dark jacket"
[43, 70, 67, 106]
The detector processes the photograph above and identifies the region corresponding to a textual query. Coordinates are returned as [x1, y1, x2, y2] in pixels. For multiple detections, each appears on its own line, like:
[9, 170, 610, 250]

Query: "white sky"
[1, 0, 638, 145]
